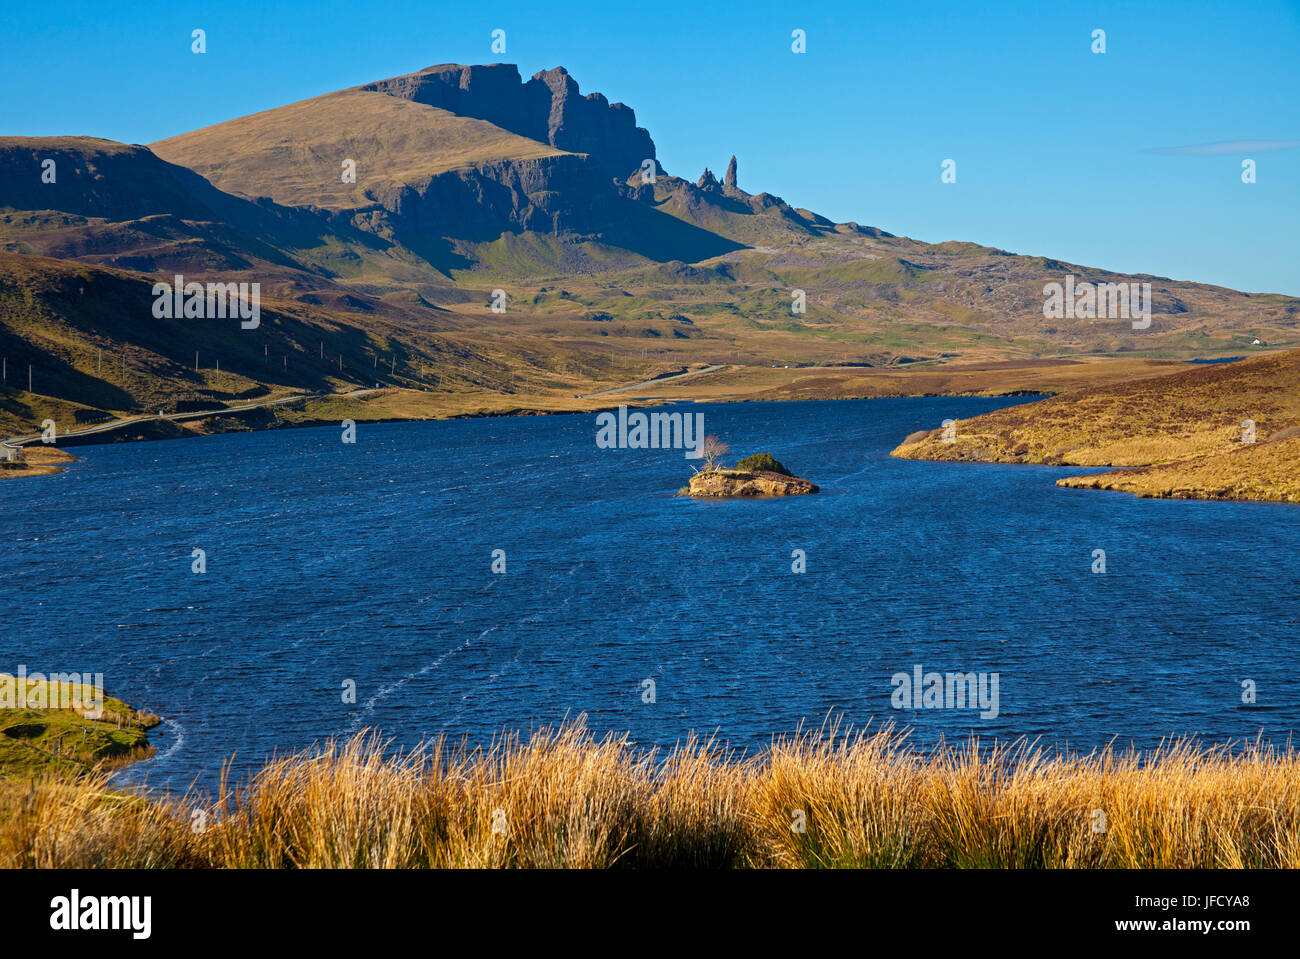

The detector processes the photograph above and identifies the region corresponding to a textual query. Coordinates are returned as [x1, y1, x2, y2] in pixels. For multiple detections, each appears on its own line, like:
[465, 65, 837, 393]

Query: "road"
[578, 365, 725, 399]
[1, 388, 378, 452]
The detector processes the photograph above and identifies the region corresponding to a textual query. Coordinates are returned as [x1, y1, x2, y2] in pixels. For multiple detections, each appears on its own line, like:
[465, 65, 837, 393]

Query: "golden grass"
[891, 350, 1300, 502]
[3, 720, 1298, 869]
[0, 445, 75, 478]
[892, 350, 1300, 467]
[1058, 433, 1300, 502]
[151, 90, 567, 211]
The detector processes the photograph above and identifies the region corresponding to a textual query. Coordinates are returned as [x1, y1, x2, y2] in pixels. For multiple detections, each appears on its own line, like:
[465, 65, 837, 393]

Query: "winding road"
[1, 388, 377, 453]
[577, 364, 725, 399]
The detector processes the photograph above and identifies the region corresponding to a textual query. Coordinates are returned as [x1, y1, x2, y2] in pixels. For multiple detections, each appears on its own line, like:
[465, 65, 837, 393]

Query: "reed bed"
[2, 719, 1297, 868]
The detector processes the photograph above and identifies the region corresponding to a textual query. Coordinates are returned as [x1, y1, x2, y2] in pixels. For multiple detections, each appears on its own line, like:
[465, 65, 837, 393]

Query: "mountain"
[3, 62, 1300, 438]
[150, 63, 750, 270]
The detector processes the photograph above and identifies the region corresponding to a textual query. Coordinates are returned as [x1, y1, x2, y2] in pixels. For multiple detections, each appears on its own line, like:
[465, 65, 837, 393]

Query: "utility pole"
[195, 351, 199, 372]
[28, 364, 32, 393]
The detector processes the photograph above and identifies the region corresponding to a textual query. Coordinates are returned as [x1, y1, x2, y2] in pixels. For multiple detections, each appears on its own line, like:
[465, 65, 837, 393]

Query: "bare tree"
[701, 435, 730, 472]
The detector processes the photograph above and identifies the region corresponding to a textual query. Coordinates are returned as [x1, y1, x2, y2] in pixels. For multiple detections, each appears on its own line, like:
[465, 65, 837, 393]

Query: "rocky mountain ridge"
[361, 63, 656, 179]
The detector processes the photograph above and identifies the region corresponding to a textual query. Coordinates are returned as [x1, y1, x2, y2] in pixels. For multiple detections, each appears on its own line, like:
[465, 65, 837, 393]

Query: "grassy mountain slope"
[151, 90, 569, 211]
[0, 252, 525, 434]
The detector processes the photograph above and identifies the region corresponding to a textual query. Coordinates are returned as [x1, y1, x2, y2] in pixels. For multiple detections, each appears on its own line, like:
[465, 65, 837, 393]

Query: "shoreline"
[0, 445, 77, 479]
[4, 352, 1172, 481]
[9, 351, 1291, 505]
[888, 349, 1300, 504]
[11, 385, 1288, 506]
[0, 378, 1052, 481]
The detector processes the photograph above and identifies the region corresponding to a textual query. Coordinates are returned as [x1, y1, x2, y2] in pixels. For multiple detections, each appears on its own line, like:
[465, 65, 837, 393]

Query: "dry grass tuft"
[2, 721, 1297, 868]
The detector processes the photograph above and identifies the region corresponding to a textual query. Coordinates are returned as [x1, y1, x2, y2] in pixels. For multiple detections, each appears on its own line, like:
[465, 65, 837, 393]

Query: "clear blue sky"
[2, 0, 1297, 294]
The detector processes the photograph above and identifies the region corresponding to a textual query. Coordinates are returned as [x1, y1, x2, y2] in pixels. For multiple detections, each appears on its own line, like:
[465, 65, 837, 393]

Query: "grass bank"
[0, 445, 76, 479]
[0, 676, 159, 778]
[3, 720, 1297, 868]
[892, 349, 1300, 503]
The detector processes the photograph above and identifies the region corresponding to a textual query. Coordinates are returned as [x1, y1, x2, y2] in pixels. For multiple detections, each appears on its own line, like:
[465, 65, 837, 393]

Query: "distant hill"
[0, 251, 512, 434]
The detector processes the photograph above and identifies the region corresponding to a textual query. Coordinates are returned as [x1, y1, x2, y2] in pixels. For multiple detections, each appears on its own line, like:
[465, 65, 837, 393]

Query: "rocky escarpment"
[697, 168, 721, 190]
[356, 148, 743, 263]
[681, 468, 819, 497]
[349, 63, 671, 247]
[371, 153, 630, 241]
[362, 63, 656, 179]
[677, 159, 824, 223]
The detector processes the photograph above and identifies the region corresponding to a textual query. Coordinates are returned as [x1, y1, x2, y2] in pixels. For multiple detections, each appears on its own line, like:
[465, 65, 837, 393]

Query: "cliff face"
[371, 153, 630, 241]
[348, 63, 662, 245]
[530, 67, 656, 179]
[362, 63, 656, 179]
[139, 62, 834, 262]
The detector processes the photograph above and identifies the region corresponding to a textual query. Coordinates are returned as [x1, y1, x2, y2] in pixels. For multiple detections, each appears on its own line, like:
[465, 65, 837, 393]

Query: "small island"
[679, 447, 819, 498]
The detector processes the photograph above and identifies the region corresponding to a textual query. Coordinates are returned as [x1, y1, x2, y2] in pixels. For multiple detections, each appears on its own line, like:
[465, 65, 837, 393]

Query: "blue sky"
[2, 0, 1297, 294]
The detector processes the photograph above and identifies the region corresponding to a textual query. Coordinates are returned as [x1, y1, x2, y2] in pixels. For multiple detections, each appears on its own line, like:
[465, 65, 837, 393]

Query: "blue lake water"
[2, 396, 1298, 794]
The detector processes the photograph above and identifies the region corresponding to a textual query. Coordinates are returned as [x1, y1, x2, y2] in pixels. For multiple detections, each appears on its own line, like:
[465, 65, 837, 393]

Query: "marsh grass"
[2, 719, 1297, 869]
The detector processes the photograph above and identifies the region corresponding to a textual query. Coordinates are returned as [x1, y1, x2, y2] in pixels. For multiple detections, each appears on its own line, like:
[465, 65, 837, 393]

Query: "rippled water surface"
[3, 396, 1297, 792]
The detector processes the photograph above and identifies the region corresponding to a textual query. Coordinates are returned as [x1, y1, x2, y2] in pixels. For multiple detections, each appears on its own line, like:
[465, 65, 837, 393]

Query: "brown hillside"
[151, 90, 568, 211]
[1057, 433, 1300, 503]
[890, 350, 1300, 503]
